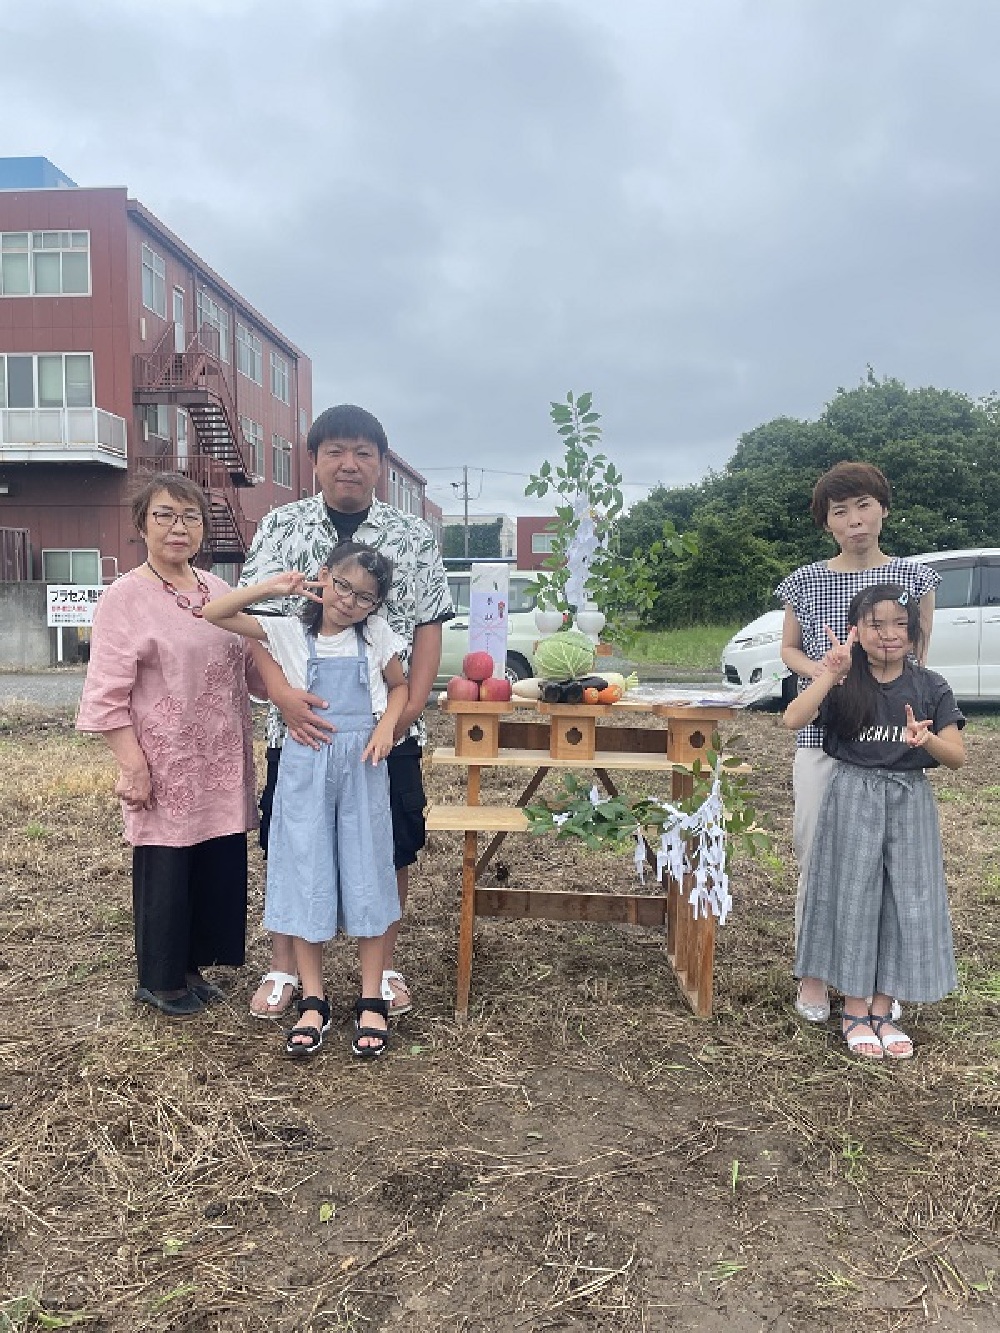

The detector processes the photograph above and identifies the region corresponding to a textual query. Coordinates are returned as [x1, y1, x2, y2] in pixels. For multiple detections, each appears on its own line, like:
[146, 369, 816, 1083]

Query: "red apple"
[462, 651, 494, 682]
[479, 677, 512, 702]
[446, 675, 481, 701]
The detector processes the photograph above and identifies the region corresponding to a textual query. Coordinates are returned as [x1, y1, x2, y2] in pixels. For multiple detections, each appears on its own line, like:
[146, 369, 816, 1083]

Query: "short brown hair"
[810, 461, 891, 527]
[130, 471, 211, 535]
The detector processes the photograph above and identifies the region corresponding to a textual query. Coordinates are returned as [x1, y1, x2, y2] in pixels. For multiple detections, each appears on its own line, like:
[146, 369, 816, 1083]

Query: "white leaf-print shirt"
[239, 494, 454, 747]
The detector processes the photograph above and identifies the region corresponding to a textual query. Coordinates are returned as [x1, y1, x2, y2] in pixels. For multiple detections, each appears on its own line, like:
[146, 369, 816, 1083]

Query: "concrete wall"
[0, 582, 55, 667]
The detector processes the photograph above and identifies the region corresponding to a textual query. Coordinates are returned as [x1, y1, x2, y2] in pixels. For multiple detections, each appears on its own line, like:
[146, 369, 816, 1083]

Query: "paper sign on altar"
[468, 564, 510, 678]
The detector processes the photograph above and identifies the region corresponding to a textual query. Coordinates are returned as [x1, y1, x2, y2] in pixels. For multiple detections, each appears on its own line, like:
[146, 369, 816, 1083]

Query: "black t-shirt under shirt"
[819, 662, 964, 771]
[325, 505, 370, 543]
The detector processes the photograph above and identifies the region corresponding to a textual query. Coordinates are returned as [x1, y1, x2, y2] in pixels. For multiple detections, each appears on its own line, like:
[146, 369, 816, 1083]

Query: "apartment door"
[173, 287, 186, 354]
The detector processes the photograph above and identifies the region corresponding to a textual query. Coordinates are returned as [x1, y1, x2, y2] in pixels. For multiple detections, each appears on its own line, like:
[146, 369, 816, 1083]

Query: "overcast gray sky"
[4, 0, 999, 518]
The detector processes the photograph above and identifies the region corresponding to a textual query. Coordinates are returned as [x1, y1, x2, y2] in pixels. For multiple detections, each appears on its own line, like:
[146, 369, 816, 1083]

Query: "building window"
[236, 322, 263, 383]
[0, 230, 90, 297]
[141, 243, 167, 317]
[143, 404, 170, 439]
[531, 531, 556, 554]
[240, 415, 265, 479]
[0, 352, 93, 408]
[197, 289, 230, 362]
[272, 433, 292, 488]
[270, 351, 290, 404]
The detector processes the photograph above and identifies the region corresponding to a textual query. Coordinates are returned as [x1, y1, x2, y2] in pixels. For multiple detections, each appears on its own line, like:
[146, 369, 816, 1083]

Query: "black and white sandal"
[285, 995, 332, 1058]
[352, 996, 390, 1059]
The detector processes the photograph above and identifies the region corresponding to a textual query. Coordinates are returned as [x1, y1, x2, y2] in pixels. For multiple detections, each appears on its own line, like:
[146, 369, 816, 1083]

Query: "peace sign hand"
[260, 570, 324, 604]
[821, 625, 857, 680]
[904, 704, 932, 748]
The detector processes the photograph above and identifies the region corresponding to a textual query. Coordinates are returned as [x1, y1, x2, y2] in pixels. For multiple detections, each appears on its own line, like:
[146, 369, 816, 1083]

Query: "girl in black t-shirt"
[783, 584, 966, 1061]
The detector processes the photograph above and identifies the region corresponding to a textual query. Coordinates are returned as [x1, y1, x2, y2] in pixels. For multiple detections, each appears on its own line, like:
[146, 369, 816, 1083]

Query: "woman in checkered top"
[776, 462, 939, 1024]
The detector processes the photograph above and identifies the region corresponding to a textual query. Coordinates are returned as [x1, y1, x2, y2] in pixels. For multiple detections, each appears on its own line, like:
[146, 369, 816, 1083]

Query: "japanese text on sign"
[47, 585, 104, 627]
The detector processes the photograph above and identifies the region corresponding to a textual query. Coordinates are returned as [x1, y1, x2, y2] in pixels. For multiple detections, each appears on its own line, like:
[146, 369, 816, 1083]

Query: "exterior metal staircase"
[133, 329, 253, 485]
[133, 330, 255, 562]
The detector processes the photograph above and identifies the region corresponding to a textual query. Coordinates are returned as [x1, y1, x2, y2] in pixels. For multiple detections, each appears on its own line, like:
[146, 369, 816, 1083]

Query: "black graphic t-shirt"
[819, 663, 964, 771]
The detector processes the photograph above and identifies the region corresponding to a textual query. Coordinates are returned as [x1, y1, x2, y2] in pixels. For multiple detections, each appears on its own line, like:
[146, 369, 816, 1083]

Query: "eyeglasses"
[150, 508, 204, 528]
[328, 573, 379, 610]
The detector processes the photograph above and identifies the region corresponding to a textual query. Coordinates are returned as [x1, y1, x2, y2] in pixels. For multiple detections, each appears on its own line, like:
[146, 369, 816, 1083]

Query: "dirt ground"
[2, 702, 998, 1333]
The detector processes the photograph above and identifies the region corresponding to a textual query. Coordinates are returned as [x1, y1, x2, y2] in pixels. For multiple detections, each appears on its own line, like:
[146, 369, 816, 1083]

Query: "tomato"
[596, 683, 623, 704]
[583, 687, 601, 704]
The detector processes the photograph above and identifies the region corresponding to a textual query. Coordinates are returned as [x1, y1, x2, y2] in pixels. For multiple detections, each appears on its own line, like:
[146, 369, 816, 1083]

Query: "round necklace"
[144, 560, 210, 617]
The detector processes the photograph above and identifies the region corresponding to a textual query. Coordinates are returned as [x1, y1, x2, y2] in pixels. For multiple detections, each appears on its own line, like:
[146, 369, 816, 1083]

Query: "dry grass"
[1, 700, 998, 1331]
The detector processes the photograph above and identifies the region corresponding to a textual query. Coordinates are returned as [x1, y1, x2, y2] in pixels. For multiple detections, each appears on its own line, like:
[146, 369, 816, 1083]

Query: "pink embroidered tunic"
[77, 570, 259, 848]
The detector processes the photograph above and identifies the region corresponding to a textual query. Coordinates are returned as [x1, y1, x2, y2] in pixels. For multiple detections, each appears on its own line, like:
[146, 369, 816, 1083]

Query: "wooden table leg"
[456, 827, 478, 1020]
[456, 763, 482, 1019]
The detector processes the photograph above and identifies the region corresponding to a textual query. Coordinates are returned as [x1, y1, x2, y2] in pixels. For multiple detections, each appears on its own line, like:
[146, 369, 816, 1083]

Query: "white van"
[721, 548, 1000, 703]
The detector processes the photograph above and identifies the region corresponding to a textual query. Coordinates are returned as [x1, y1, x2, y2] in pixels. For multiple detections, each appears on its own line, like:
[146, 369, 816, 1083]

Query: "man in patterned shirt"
[777, 461, 939, 1024]
[239, 404, 454, 1019]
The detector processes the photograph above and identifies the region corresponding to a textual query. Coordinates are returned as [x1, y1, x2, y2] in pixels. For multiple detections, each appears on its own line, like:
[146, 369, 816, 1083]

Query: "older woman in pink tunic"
[77, 473, 259, 1017]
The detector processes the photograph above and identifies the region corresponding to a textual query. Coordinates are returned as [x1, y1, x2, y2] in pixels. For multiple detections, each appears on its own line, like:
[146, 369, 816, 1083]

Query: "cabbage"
[533, 629, 596, 680]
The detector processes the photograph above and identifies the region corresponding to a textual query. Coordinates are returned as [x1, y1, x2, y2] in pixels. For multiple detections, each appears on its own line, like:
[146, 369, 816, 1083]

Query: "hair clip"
[897, 591, 909, 606]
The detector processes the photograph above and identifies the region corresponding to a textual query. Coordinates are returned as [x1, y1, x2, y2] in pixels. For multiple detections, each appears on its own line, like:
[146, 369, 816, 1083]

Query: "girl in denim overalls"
[204, 542, 407, 1058]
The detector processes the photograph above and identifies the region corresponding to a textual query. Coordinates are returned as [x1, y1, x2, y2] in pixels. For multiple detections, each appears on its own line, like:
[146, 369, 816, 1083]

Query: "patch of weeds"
[0, 1292, 89, 1330]
[24, 822, 49, 840]
[979, 786, 1000, 802]
[699, 1259, 746, 1289]
[935, 788, 964, 805]
[956, 959, 1000, 1003]
[982, 872, 1000, 904]
[840, 1135, 867, 1185]
[967, 713, 1000, 735]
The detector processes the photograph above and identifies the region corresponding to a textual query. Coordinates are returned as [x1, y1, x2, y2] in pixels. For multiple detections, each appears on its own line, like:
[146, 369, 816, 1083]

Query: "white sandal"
[381, 969, 413, 1017]
[249, 971, 299, 1019]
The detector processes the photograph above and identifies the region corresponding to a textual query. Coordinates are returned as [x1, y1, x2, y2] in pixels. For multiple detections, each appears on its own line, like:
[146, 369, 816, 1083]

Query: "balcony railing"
[0, 407, 128, 466]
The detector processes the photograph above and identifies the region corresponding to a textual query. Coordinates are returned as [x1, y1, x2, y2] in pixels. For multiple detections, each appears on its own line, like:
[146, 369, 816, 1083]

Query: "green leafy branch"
[525, 391, 696, 647]
[523, 734, 770, 872]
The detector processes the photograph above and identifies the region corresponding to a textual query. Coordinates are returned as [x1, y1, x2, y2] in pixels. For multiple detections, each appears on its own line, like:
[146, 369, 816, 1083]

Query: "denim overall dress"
[263, 626, 401, 943]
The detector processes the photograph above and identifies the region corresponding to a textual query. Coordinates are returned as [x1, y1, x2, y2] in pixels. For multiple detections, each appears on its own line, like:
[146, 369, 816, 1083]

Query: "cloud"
[5, 0, 1000, 517]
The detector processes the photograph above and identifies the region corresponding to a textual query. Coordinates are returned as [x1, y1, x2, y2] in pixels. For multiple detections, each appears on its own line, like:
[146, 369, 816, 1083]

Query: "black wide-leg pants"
[131, 834, 248, 991]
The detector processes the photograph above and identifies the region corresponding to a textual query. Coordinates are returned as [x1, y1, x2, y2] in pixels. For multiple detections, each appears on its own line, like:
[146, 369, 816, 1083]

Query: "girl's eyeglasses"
[328, 574, 379, 611]
[150, 509, 204, 528]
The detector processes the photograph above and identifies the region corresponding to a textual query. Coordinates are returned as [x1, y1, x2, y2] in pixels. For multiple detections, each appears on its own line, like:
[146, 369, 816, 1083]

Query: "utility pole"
[451, 466, 471, 557]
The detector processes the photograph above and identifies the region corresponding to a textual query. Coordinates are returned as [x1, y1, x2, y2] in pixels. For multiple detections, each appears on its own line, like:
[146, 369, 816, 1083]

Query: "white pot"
[534, 607, 565, 635]
[575, 607, 606, 645]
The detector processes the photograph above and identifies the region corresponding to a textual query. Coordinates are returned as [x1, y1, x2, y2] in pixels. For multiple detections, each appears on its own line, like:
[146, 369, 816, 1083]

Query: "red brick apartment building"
[0, 159, 442, 594]
[0, 161, 313, 583]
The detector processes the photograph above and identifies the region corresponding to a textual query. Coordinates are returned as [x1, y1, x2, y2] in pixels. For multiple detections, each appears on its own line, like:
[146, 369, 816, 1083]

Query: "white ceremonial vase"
[575, 606, 606, 645]
[534, 607, 565, 636]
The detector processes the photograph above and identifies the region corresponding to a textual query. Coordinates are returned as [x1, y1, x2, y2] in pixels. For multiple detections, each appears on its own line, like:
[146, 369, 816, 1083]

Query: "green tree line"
[617, 373, 1000, 627]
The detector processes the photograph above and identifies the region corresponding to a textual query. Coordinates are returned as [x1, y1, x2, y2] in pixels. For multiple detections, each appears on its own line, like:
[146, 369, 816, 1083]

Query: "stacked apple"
[446, 652, 512, 702]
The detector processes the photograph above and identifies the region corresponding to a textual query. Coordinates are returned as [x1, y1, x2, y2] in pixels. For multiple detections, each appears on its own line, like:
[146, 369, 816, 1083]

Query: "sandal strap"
[297, 995, 331, 1022]
[285, 1024, 322, 1053]
[842, 1012, 872, 1035]
[355, 996, 389, 1021]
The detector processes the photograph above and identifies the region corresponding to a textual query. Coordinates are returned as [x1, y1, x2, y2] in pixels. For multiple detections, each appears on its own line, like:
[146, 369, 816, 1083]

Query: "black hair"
[299, 541, 394, 637]
[824, 582, 924, 739]
[306, 405, 389, 458]
[810, 461, 891, 527]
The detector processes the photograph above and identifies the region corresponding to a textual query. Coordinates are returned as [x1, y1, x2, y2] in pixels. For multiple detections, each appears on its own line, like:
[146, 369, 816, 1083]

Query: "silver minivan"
[721, 548, 1000, 703]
